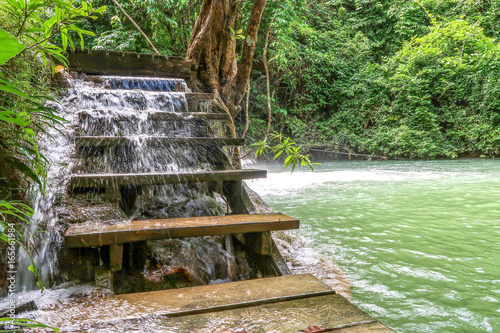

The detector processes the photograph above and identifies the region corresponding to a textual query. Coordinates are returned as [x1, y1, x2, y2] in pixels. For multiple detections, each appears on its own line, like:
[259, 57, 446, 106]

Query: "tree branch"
[232, 0, 267, 108]
[111, 0, 160, 55]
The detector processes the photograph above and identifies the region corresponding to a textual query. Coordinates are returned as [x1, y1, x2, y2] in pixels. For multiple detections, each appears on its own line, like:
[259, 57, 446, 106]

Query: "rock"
[51, 66, 74, 88]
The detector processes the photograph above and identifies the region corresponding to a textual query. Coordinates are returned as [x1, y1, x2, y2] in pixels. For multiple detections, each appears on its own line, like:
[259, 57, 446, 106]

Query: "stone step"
[32, 274, 393, 332]
[70, 169, 267, 189]
[75, 136, 244, 148]
[64, 213, 299, 247]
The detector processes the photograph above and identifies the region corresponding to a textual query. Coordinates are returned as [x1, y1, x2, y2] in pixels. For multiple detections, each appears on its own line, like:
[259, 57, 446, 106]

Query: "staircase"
[64, 74, 298, 287]
[54, 57, 393, 331]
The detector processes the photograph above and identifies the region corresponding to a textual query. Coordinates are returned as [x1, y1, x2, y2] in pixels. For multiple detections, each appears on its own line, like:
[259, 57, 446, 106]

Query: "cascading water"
[15, 94, 75, 291]
[1, 73, 352, 333]
[15, 74, 244, 294]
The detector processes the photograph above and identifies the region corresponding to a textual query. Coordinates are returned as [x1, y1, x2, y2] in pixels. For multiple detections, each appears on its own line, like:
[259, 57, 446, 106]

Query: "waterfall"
[16, 74, 242, 292]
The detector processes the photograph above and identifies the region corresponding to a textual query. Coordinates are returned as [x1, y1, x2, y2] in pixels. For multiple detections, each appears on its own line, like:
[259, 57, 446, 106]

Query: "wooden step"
[67, 48, 192, 78]
[156, 294, 393, 332]
[185, 93, 215, 112]
[31, 274, 393, 332]
[114, 274, 333, 315]
[64, 213, 299, 247]
[185, 92, 214, 100]
[70, 169, 267, 188]
[75, 136, 244, 148]
[78, 110, 227, 121]
[148, 111, 227, 121]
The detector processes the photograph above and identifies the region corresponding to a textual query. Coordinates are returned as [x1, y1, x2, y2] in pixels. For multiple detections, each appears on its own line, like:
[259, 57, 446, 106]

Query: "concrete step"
[64, 213, 299, 247]
[75, 136, 244, 148]
[70, 169, 267, 189]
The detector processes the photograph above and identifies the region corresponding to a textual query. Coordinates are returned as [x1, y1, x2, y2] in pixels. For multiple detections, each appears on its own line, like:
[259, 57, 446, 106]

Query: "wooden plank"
[66, 49, 192, 78]
[331, 321, 394, 332]
[154, 294, 394, 332]
[31, 274, 343, 329]
[109, 244, 123, 272]
[114, 276, 336, 318]
[64, 213, 299, 247]
[31, 275, 393, 331]
[70, 169, 267, 188]
[185, 92, 214, 100]
[75, 136, 244, 148]
[115, 274, 330, 309]
[147, 112, 227, 121]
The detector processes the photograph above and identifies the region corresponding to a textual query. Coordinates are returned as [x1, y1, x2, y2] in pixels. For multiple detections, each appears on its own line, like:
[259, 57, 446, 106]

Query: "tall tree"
[186, 0, 267, 136]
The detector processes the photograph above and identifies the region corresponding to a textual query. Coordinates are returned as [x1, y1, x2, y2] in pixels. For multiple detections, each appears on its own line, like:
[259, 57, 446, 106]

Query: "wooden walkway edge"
[70, 169, 267, 188]
[64, 213, 299, 247]
[38, 274, 394, 332]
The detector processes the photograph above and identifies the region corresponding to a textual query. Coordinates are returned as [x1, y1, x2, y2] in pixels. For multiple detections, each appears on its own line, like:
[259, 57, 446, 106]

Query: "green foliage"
[252, 132, 317, 171]
[1, 0, 104, 69]
[344, 19, 500, 158]
[0, 0, 100, 295]
[0, 317, 59, 332]
[246, 0, 500, 158]
[0, 77, 66, 190]
[85, 0, 200, 56]
[71, 0, 500, 158]
[0, 29, 24, 65]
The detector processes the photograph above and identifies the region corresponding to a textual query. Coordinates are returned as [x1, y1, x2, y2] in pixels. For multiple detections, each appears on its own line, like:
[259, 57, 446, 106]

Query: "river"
[248, 159, 500, 333]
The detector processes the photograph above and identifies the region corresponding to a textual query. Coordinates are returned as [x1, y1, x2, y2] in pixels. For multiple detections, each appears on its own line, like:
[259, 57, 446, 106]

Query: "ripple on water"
[248, 159, 500, 333]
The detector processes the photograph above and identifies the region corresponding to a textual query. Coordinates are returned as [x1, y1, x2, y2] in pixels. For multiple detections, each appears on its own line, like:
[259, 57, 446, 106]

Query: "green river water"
[249, 159, 500, 333]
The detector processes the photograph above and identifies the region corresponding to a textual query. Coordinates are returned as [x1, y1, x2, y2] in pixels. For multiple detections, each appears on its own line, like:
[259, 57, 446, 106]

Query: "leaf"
[0, 79, 30, 98]
[61, 29, 68, 51]
[54, 65, 65, 73]
[273, 149, 284, 160]
[305, 326, 327, 333]
[0, 28, 24, 65]
[0, 317, 59, 332]
[0, 153, 42, 188]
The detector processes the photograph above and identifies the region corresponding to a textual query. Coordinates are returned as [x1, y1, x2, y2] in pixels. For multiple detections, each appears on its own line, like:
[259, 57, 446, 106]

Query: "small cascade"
[15, 97, 75, 290]
[2, 55, 385, 333]
[16, 75, 242, 292]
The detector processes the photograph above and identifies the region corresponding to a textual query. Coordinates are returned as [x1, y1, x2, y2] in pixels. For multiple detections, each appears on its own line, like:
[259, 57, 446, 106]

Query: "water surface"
[248, 159, 500, 332]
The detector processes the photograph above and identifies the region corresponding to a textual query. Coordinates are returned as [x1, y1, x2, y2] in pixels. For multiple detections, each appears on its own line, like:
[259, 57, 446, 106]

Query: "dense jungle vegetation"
[74, 0, 500, 159]
[1, 0, 499, 249]
[0, 0, 104, 296]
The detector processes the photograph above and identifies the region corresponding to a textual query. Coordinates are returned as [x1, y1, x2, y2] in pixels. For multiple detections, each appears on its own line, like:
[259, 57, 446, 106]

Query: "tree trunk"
[186, 0, 267, 123]
[263, 18, 274, 140]
[242, 78, 251, 139]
